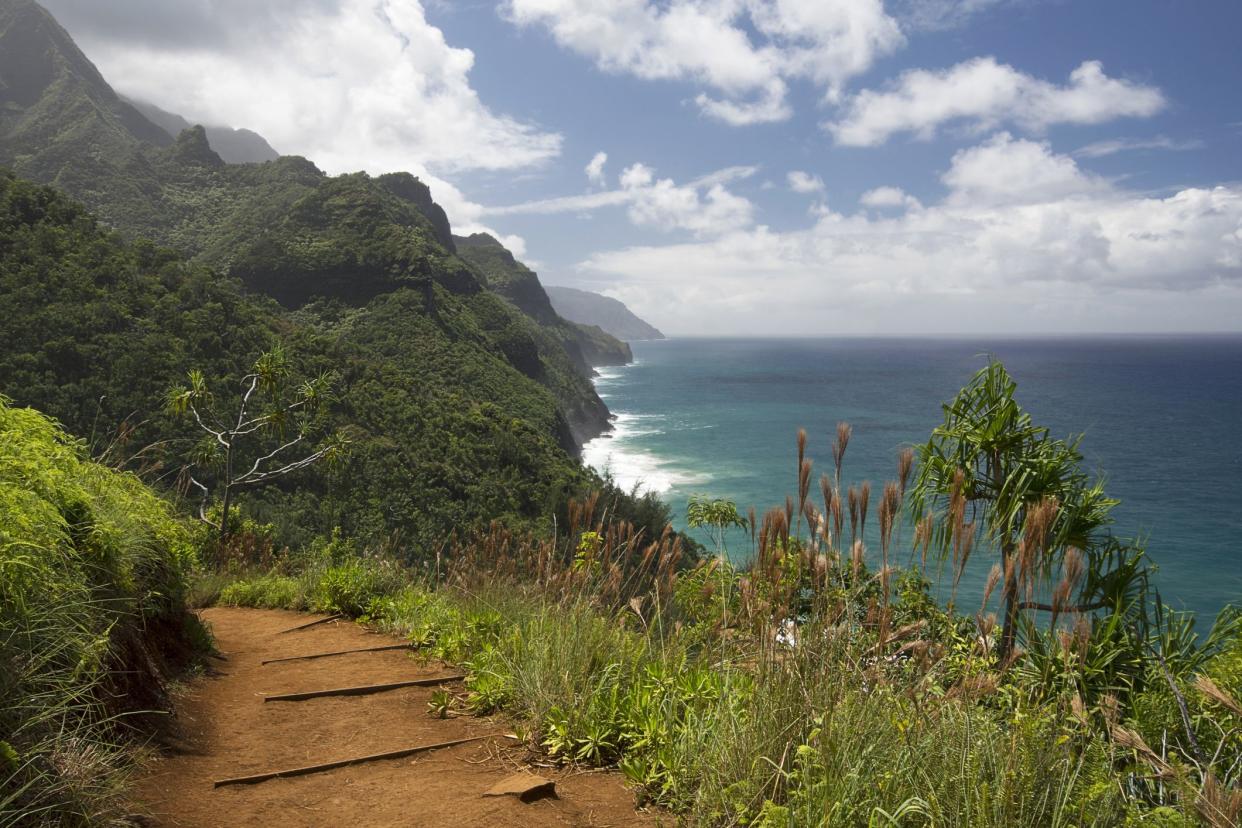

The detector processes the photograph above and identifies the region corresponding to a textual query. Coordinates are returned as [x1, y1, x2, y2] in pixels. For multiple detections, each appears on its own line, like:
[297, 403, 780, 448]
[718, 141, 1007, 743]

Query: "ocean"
[582, 336, 1242, 622]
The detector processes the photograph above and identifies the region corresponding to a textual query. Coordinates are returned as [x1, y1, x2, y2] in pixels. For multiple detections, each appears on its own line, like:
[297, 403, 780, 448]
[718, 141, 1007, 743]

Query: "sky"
[40, 0, 1242, 336]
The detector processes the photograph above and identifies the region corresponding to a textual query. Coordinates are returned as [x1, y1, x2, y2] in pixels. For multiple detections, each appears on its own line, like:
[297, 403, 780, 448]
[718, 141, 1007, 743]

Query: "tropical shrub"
[0, 397, 202, 825]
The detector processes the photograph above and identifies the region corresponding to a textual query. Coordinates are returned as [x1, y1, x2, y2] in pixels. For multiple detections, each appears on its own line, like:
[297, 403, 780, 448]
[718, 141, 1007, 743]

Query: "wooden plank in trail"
[212, 736, 490, 788]
[260, 643, 414, 665]
[276, 613, 345, 634]
[262, 675, 466, 703]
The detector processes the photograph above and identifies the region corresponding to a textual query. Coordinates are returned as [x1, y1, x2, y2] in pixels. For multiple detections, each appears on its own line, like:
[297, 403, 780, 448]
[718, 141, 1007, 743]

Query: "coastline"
[580, 356, 703, 496]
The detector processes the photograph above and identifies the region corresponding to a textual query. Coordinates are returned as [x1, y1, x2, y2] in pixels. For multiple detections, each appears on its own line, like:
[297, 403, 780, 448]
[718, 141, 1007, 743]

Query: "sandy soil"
[133, 607, 661, 827]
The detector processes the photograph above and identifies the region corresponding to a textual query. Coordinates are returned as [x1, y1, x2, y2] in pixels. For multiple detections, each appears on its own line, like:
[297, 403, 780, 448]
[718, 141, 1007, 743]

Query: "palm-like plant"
[909, 361, 1121, 660]
[166, 345, 347, 543]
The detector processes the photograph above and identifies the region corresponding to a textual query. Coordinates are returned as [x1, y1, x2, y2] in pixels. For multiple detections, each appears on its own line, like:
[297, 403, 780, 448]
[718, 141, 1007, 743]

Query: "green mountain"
[0, 0, 174, 231]
[545, 285, 665, 342]
[0, 170, 671, 548]
[0, 0, 617, 433]
[0, 0, 671, 549]
[455, 233, 633, 368]
[124, 97, 280, 164]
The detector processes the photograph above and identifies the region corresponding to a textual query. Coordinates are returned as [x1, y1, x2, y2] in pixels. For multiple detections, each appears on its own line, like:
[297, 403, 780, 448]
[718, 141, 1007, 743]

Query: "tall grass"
[211, 423, 1241, 826]
[1, 397, 202, 826]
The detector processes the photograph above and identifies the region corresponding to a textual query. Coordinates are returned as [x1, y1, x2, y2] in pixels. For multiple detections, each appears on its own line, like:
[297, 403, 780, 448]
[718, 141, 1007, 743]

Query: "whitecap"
[582, 413, 707, 495]
[593, 367, 624, 383]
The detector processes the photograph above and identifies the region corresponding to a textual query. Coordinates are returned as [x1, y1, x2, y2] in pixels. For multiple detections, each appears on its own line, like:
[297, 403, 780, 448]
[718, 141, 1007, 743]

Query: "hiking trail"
[134, 607, 658, 827]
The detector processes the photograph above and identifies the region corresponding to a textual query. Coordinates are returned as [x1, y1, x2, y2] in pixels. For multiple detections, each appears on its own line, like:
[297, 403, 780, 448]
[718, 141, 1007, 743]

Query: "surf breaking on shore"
[582, 365, 704, 496]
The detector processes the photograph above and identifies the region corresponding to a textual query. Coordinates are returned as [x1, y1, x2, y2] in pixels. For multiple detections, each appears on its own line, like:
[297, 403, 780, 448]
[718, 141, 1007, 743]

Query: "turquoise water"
[582, 337, 1242, 622]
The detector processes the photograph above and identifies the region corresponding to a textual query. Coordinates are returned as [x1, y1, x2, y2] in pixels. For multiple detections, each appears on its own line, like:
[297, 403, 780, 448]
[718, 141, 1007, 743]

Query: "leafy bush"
[0, 397, 201, 825]
[218, 575, 306, 610]
[310, 559, 403, 617]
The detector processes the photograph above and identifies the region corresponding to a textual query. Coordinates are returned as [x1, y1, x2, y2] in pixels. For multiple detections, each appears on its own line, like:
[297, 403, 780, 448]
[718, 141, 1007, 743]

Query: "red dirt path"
[133, 607, 661, 827]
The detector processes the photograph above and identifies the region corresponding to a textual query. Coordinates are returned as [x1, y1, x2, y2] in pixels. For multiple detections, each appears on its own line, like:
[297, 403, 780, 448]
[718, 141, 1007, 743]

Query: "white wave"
[582, 413, 706, 495]
[593, 366, 625, 383]
[609, 412, 664, 437]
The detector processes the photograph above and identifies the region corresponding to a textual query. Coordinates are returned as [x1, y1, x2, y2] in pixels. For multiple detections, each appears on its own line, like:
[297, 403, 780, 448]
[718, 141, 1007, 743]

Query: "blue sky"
[42, 0, 1242, 335]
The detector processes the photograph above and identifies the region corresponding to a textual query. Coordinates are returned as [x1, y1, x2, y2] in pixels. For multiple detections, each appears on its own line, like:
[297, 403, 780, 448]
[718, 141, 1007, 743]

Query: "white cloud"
[503, 0, 903, 124]
[895, 0, 1008, 32]
[585, 151, 609, 185]
[59, 0, 562, 175]
[859, 185, 921, 210]
[787, 170, 826, 193]
[695, 79, 793, 126]
[690, 165, 763, 188]
[486, 162, 756, 236]
[942, 132, 1108, 206]
[574, 136, 1242, 335]
[1073, 135, 1204, 159]
[827, 58, 1166, 146]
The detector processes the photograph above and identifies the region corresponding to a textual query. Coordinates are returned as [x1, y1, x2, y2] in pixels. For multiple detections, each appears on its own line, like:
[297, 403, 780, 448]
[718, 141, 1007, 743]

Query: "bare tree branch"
[234, 435, 305, 484]
[234, 445, 333, 487]
[189, 402, 229, 449]
[186, 475, 217, 529]
[170, 352, 340, 543]
[235, 375, 258, 431]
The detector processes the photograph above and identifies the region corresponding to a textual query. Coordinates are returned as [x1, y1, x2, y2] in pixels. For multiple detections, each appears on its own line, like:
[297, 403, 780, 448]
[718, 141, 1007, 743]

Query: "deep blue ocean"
[582, 337, 1242, 622]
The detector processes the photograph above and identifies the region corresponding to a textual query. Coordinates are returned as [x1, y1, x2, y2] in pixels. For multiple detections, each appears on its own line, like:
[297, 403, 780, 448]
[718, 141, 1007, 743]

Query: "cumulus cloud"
[696, 80, 793, 126]
[942, 132, 1109, 206]
[585, 151, 609, 185]
[859, 185, 921, 210]
[502, 0, 903, 124]
[787, 170, 826, 193]
[43, 0, 562, 175]
[575, 135, 1242, 334]
[486, 162, 756, 236]
[827, 58, 1166, 146]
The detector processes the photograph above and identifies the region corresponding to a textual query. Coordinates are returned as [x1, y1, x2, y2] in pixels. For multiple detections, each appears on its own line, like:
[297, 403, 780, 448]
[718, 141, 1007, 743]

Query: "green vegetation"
[3, 5, 1238, 824]
[0, 396, 203, 825]
[454, 233, 632, 369]
[166, 346, 347, 543]
[911, 361, 1132, 659]
[0, 170, 670, 551]
[212, 364, 1242, 827]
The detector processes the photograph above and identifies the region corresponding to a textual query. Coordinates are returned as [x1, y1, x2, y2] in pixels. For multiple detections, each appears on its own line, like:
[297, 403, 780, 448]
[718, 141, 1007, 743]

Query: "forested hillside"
[0, 0, 665, 550]
[455, 232, 633, 368]
[0, 171, 667, 549]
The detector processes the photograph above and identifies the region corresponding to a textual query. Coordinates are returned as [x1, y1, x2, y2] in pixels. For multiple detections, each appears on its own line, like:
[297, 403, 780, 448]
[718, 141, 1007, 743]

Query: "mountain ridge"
[545, 285, 665, 342]
[123, 96, 281, 164]
[0, 0, 677, 549]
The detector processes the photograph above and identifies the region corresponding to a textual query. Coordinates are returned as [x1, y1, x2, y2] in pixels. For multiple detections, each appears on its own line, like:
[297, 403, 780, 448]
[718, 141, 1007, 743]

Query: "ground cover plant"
[0, 397, 205, 826]
[213, 363, 1242, 826]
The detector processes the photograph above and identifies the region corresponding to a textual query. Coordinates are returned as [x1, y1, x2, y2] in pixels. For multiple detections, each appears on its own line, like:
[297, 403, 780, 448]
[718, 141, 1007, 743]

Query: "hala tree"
[909, 361, 1123, 661]
[167, 346, 347, 542]
[686, 495, 750, 632]
[687, 495, 749, 560]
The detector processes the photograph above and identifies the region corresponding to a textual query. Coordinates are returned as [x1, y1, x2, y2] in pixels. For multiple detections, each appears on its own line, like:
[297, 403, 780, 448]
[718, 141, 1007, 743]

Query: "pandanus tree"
[909, 361, 1124, 661]
[167, 346, 347, 543]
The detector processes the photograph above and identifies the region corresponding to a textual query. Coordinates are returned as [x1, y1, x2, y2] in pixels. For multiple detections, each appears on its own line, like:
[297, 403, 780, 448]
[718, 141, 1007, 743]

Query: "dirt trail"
[134, 608, 659, 827]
